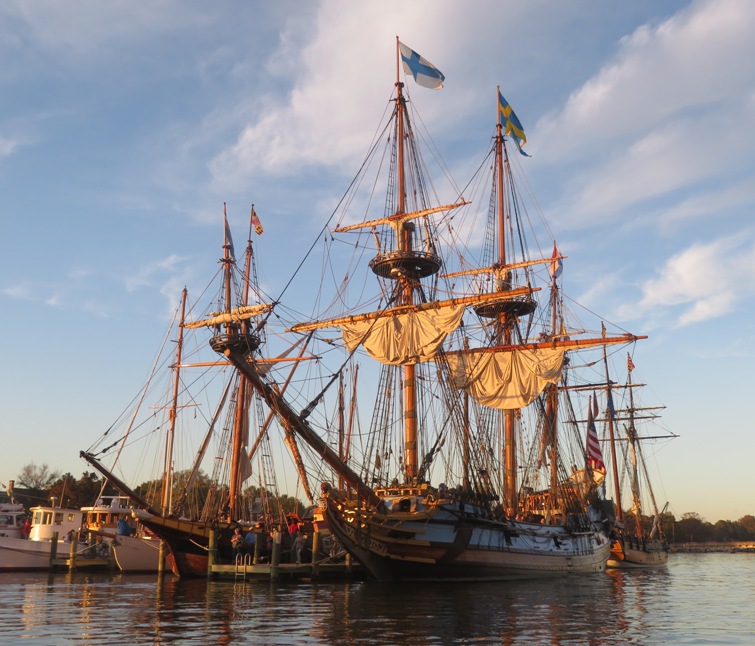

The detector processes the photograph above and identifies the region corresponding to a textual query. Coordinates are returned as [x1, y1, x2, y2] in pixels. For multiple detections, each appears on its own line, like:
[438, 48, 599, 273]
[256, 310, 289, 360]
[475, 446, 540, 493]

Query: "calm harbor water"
[0, 553, 752, 644]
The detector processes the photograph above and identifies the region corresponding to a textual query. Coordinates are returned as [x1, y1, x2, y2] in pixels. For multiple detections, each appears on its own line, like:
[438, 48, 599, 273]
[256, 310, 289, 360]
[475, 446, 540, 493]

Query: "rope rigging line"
[270, 114, 394, 312]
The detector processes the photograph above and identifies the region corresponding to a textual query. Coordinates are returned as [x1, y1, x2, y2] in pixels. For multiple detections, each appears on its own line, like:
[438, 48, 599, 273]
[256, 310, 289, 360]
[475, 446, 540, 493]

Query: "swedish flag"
[498, 91, 530, 157]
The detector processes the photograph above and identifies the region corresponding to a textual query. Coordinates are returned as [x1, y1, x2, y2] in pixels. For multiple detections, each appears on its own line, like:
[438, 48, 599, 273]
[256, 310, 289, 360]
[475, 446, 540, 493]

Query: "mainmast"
[396, 45, 418, 482]
[353, 41, 445, 484]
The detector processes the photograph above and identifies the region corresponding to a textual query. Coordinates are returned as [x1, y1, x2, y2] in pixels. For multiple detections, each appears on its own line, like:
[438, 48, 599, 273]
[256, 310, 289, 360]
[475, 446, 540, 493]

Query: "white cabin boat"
[0, 504, 85, 571]
[0, 502, 27, 539]
[81, 496, 161, 573]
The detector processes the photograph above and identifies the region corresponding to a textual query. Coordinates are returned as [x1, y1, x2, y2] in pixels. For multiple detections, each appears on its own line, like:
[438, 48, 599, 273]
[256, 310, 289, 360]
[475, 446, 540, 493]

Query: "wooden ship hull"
[133, 511, 238, 577]
[323, 493, 611, 583]
[608, 536, 669, 568]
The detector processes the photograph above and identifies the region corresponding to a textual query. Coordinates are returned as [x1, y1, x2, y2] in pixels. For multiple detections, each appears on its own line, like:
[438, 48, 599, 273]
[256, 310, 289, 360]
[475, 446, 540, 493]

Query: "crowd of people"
[230, 520, 328, 565]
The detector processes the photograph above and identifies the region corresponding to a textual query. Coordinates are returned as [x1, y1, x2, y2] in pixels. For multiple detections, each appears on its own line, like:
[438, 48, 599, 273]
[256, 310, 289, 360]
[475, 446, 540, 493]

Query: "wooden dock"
[48, 532, 118, 572]
[206, 529, 363, 581]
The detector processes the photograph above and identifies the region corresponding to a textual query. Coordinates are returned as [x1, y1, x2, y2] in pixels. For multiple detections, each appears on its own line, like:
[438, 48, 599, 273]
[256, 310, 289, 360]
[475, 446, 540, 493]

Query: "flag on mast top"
[399, 41, 445, 89]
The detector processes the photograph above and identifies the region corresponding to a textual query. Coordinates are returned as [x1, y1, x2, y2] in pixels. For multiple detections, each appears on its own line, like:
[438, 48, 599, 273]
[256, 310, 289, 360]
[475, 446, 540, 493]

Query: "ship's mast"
[226, 204, 246, 521]
[603, 342, 624, 524]
[162, 287, 187, 515]
[494, 88, 519, 513]
[546, 270, 560, 513]
[626, 356, 644, 537]
[396, 44, 419, 482]
[632, 361, 666, 541]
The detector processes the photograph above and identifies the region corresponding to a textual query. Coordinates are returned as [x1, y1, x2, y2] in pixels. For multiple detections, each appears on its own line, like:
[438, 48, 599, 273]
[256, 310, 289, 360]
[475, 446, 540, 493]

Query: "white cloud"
[123, 254, 187, 293]
[535, 0, 755, 226]
[0, 136, 21, 159]
[539, 0, 755, 153]
[208, 1, 478, 188]
[659, 178, 755, 230]
[564, 102, 755, 224]
[625, 233, 755, 327]
[0, 1, 191, 61]
[0, 284, 31, 299]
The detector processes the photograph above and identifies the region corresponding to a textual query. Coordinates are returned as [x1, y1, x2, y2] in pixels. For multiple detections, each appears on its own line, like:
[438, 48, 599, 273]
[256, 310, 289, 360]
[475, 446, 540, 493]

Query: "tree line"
[8, 462, 305, 521]
[7, 462, 755, 543]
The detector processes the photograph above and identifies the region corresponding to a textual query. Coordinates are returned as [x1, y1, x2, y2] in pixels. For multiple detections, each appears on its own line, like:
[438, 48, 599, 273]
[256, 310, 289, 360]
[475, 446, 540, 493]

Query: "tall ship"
[214, 41, 656, 582]
[602, 353, 673, 568]
[82, 206, 303, 577]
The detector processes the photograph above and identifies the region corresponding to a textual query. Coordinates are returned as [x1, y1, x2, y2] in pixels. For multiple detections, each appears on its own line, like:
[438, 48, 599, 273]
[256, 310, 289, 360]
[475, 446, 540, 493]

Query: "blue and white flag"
[399, 42, 445, 90]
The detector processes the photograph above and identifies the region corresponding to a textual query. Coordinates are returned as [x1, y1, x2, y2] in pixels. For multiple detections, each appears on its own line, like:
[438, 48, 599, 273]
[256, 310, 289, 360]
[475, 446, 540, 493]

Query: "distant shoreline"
[671, 541, 755, 553]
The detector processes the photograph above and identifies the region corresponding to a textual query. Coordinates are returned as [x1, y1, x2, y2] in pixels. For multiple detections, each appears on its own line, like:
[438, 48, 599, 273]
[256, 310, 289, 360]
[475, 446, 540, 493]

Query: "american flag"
[627, 353, 636, 373]
[251, 206, 264, 235]
[586, 393, 606, 473]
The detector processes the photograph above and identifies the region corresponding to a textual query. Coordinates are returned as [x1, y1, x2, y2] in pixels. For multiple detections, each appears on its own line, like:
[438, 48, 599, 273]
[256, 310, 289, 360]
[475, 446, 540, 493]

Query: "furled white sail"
[341, 305, 465, 365]
[184, 304, 272, 329]
[447, 348, 564, 409]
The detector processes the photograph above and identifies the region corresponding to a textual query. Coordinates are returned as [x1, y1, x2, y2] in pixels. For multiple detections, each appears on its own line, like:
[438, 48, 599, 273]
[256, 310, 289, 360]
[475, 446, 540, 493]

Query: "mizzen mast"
[472, 87, 538, 513]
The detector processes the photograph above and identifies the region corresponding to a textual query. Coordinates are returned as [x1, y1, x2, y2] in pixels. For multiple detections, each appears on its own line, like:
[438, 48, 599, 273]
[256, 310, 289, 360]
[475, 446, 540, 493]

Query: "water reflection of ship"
[306, 577, 621, 644]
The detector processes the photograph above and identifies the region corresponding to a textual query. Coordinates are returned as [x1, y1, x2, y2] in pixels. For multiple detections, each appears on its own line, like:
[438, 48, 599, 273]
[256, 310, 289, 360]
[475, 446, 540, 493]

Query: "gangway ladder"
[234, 552, 253, 579]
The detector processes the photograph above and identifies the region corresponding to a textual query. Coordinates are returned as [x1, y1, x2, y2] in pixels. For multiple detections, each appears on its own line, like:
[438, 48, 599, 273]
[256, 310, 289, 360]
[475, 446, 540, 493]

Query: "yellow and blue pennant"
[498, 91, 530, 157]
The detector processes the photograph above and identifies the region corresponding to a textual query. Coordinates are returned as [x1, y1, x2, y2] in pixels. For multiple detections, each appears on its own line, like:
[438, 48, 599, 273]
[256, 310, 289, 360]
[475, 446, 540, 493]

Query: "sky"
[1, 0, 753, 524]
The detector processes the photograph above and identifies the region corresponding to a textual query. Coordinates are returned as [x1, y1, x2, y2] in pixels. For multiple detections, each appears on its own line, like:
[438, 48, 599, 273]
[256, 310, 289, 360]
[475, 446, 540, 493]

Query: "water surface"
[0, 553, 752, 644]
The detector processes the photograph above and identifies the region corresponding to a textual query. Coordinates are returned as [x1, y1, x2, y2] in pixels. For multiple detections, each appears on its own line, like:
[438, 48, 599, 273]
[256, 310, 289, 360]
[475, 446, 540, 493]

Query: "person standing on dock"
[231, 527, 244, 558]
[292, 531, 306, 564]
[244, 528, 256, 551]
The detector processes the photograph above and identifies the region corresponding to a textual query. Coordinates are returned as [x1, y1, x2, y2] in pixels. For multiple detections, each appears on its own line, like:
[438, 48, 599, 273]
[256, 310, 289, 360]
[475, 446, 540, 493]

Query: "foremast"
[185, 203, 268, 522]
